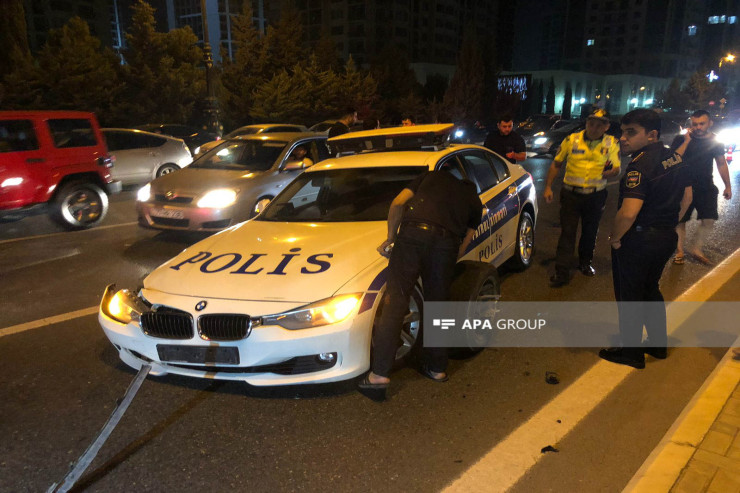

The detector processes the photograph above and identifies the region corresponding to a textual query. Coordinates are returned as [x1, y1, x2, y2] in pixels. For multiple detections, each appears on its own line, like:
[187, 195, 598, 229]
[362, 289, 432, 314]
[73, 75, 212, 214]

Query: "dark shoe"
[549, 273, 570, 287]
[644, 347, 668, 359]
[598, 347, 645, 369]
[419, 364, 449, 382]
[579, 262, 596, 276]
[357, 374, 388, 402]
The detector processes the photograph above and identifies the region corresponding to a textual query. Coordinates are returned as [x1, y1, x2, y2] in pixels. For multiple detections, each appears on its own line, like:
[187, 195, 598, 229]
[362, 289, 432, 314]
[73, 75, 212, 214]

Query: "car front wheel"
[156, 163, 179, 178]
[508, 211, 535, 270]
[50, 180, 109, 230]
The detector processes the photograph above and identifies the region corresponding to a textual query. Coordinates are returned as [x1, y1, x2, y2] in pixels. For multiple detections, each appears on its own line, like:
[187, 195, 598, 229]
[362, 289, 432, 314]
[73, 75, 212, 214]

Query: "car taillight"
[97, 155, 114, 168]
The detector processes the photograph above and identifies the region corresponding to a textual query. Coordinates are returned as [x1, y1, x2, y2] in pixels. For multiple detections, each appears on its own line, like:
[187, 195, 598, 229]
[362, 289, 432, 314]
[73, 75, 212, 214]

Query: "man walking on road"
[669, 110, 732, 265]
[600, 109, 692, 369]
[543, 108, 621, 287]
[484, 114, 527, 162]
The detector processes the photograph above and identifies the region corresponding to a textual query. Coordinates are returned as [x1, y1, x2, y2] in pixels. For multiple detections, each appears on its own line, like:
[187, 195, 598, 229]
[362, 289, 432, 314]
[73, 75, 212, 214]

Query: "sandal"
[690, 252, 713, 265]
[419, 364, 449, 382]
[673, 254, 685, 265]
[357, 374, 388, 402]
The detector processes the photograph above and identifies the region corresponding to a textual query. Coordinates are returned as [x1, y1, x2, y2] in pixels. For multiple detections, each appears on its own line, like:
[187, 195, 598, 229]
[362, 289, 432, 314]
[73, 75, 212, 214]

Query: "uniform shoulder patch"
[626, 170, 641, 188]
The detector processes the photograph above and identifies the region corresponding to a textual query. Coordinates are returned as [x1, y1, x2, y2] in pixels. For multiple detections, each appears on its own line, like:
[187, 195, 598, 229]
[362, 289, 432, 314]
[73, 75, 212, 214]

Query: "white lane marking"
[0, 306, 98, 338]
[443, 247, 740, 493]
[0, 221, 138, 246]
[1, 249, 81, 274]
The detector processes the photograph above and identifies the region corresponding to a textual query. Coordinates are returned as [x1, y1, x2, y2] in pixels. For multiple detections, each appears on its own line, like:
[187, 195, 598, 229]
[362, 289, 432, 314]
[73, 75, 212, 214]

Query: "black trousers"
[611, 229, 677, 359]
[371, 225, 460, 378]
[555, 188, 608, 276]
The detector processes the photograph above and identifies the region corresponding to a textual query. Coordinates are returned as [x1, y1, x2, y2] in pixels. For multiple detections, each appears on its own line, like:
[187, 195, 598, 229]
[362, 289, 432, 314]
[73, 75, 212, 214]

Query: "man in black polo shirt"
[600, 109, 692, 369]
[484, 114, 527, 162]
[327, 107, 358, 156]
[358, 164, 482, 401]
[669, 110, 732, 265]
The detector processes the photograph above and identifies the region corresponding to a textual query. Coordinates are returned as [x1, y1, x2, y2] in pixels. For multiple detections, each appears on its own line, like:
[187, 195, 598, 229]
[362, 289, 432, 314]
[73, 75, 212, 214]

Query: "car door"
[0, 118, 45, 208]
[484, 150, 522, 263]
[106, 131, 157, 184]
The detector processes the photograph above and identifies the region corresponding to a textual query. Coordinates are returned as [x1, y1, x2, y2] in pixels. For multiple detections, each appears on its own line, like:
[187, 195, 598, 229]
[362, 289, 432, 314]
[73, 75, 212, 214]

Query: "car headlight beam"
[137, 183, 151, 202]
[534, 137, 549, 146]
[197, 188, 238, 208]
[102, 287, 150, 325]
[261, 293, 362, 330]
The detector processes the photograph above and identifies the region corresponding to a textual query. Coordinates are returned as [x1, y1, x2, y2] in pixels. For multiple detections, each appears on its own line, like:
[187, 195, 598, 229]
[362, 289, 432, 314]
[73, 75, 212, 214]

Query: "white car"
[99, 125, 538, 386]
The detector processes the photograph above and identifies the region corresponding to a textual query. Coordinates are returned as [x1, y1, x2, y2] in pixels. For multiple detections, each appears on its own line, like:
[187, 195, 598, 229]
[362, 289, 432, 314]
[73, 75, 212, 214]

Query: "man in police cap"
[600, 109, 692, 368]
[357, 162, 482, 401]
[544, 108, 621, 287]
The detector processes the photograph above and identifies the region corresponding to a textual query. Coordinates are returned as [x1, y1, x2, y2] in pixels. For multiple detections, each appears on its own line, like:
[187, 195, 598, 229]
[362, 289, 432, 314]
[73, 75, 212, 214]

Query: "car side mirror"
[283, 161, 305, 171]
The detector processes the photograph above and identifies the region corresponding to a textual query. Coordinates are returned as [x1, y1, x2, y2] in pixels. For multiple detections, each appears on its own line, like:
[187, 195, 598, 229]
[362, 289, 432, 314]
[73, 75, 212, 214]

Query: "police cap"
[587, 108, 610, 123]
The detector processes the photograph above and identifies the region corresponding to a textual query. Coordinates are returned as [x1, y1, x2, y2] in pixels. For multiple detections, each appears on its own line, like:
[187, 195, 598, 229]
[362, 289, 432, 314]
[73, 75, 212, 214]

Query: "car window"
[459, 151, 499, 192]
[260, 166, 425, 222]
[486, 152, 511, 180]
[142, 134, 166, 148]
[435, 156, 465, 180]
[103, 131, 127, 151]
[48, 119, 97, 148]
[0, 120, 39, 153]
[191, 140, 287, 171]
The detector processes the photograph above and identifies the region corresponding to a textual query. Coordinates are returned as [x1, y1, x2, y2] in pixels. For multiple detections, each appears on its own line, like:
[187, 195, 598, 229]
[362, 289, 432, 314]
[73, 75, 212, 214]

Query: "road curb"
[623, 247, 740, 493]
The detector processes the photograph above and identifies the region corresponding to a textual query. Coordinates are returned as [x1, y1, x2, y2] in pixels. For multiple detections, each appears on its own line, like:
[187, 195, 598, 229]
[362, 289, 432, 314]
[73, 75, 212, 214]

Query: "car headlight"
[137, 183, 151, 202]
[197, 188, 238, 208]
[534, 137, 549, 145]
[261, 293, 362, 330]
[102, 286, 149, 325]
[455, 129, 464, 138]
[193, 146, 201, 155]
[534, 131, 545, 136]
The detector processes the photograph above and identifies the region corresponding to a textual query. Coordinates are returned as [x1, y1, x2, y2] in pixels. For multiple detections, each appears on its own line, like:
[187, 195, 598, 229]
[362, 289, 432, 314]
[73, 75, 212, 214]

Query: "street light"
[200, 0, 221, 136]
[719, 53, 736, 67]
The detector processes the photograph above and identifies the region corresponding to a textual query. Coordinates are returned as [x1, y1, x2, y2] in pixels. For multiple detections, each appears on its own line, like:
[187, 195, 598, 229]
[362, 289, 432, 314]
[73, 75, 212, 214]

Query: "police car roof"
[327, 123, 456, 155]
[305, 144, 484, 172]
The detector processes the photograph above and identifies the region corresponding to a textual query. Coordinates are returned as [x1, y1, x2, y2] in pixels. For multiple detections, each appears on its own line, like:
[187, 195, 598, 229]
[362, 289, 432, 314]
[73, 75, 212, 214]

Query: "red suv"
[0, 110, 121, 229]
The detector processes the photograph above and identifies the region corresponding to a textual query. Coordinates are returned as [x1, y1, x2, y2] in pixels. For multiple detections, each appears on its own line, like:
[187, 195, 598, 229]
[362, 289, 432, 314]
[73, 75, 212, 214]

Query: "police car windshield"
[259, 166, 426, 222]
[191, 140, 287, 171]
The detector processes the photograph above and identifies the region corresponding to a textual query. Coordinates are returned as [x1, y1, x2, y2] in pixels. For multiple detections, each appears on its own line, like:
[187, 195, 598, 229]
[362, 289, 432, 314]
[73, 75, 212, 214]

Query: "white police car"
[99, 125, 537, 385]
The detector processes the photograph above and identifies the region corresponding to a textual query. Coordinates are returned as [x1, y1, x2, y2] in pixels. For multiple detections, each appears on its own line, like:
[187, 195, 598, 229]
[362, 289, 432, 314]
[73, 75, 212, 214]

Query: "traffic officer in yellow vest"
[544, 108, 621, 287]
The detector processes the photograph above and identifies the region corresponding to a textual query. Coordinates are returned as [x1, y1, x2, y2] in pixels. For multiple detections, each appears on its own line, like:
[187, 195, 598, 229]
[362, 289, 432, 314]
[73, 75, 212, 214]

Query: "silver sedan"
[136, 132, 329, 232]
[103, 128, 193, 186]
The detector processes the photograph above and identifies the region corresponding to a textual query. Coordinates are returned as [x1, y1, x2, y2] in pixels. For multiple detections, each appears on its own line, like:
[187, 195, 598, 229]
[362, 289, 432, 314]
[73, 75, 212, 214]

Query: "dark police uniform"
[484, 130, 526, 160]
[327, 121, 350, 156]
[669, 134, 725, 221]
[611, 142, 689, 361]
[372, 170, 482, 378]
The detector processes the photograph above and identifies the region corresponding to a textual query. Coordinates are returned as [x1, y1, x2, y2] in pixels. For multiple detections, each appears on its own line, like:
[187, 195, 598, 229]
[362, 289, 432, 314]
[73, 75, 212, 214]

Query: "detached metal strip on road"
[0, 221, 138, 246]
[443, 247, 740, 493]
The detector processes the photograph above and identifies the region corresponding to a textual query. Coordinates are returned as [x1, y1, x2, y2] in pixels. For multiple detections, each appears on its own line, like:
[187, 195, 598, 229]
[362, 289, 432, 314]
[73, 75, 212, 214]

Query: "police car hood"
[144, 220, 387, 302]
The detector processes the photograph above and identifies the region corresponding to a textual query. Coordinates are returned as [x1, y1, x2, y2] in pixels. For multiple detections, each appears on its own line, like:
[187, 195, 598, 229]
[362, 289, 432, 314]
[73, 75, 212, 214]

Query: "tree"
[0, 0, 30, 77]
[219, 0, 265, 128]
[2, 17, 123, 120]
[423, 73, 448, 103]
[313, 28, 340, 71]
[338, 56, 377, 117]
[545, 77, 556, 114]
[562, 83, 572, 119]
[370, 46, 422, 122]
[117, 0, 204, 125]
[685, 69, 726, 110]
[443, 27, 484, 123]
[261, 6, 305, 78]
[658, 78, 689, 112]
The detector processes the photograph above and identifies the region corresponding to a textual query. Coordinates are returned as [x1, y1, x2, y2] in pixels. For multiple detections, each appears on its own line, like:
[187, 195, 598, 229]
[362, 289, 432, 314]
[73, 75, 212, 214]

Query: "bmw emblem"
[195, 300, 207, 311]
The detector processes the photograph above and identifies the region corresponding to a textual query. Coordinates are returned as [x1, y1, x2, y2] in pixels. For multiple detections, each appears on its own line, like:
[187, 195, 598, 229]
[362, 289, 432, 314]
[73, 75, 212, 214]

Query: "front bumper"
[106, 180, 123, 195]
[136, 200, 239, 232]
[98, 286, 375, 385]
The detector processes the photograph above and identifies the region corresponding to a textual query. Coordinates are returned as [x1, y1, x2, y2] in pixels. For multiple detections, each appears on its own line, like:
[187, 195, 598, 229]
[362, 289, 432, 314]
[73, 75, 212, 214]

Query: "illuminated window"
[708, 16, 720, 24]
[688, 25, 697, 36]
[730, 16, 737, 24]
[587, 39, 595, 46]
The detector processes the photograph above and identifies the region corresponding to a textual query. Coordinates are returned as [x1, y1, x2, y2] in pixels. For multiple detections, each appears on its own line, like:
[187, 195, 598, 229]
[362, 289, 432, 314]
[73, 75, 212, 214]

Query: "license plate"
[150, 207, 185, 219]
[157, 345, 240, 365]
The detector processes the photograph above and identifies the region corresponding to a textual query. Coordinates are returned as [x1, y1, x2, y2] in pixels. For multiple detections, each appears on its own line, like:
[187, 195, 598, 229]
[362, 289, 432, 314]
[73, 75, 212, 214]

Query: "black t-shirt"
[669, 134, 724, 188]
[484, 130, 526, 158]
[402, 170, 483, 238]
[327, 121, 350, 156]
[619, 142, 690, 229]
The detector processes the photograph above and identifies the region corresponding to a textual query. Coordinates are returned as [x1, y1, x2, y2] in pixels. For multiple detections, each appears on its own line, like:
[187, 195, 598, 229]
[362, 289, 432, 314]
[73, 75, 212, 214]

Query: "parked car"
[0, 110, 120, 229]
[136, 132, 329, 232]
[194, 123, 308, 156]
[135, 124, 220, 156]
[99, 124, 537, 385]
[102, 128, 193, 186]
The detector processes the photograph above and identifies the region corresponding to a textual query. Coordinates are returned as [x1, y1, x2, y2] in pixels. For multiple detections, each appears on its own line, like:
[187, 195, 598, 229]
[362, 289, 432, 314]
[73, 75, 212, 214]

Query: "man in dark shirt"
[327, 107, 358, 156]
[358, 165, 482, 401]
[669, 110, 732, 265]
[484, 114, 527, 162]
[599, 109, 692, 369]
